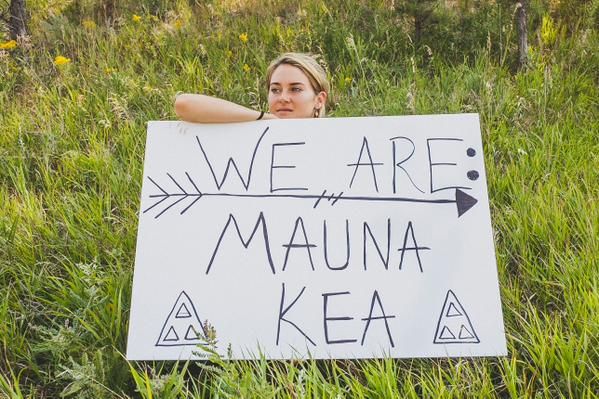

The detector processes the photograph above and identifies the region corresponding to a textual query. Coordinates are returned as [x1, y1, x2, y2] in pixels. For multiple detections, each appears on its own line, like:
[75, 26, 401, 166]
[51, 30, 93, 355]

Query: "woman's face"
[268, 64, 326, 119]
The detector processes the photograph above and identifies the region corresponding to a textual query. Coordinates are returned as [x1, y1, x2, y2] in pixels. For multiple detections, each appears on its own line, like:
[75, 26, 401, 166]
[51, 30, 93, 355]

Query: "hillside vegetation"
[1, 0, 597, 397]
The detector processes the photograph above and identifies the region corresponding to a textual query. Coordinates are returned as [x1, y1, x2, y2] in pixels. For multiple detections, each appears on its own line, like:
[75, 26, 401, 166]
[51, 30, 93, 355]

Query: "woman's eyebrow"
[270, 82, 305, 86]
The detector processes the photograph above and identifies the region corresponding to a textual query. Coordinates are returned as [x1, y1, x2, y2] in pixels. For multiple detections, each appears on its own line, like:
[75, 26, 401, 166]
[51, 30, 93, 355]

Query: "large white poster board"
[126, 115, 506, 360]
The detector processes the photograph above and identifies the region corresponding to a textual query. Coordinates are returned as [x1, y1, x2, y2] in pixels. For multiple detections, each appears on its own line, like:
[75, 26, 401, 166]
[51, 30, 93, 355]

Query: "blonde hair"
[266, 52, 330, 117]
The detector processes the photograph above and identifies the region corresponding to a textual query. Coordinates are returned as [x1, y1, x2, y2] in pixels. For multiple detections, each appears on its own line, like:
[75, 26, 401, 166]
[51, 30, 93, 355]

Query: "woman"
[174, 53, 330, 122]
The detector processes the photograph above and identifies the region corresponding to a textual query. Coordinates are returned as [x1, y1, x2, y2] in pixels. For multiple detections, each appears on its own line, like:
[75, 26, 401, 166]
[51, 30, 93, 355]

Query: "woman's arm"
[174, 94, 276, 123]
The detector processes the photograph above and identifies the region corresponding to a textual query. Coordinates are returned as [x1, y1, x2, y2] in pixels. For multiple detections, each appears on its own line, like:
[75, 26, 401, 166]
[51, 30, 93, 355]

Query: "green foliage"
[1, 0, 598, 397]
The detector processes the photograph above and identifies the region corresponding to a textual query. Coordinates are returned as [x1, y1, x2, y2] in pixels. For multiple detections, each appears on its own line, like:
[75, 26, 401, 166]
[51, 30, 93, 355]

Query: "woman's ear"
[316, 91, 327, 109]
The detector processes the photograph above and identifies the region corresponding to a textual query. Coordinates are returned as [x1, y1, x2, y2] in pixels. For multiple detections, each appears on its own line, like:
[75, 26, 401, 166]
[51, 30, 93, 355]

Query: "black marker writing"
[360, 290, 396, 346]
[282, 217, 317, 271]
[322, 291, 358, 344]
[206, 212, 275, 275]
[323, 219, 350, 271]
[196, 127, 269, 191]
[276, 283, 315, 346]
[270, 142, 308, 192]
[347, 137, 383, 192]
[427, 137, 471, 193]
[363, 219, 391, 270]
[390, 136, 424, 194]
[398, 221, 430, 272]
[146, 174, 479, 218]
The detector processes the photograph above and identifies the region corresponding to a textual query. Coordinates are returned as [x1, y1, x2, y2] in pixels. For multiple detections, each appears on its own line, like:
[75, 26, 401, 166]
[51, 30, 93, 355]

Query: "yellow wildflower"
[82, 19, 96, 30]
[239, 32, 248, 43]
[105, 67, 115, 74]
[0, 40, 17, 50]
[174, 19, 183, 29]
[243, 63, 251, 73]
[54, 55, 71, 66]
[226, 50, 233, 58]
[344, 77, 353, 85]
[132, 14, 142, 22]
[150, 15, 159, 22]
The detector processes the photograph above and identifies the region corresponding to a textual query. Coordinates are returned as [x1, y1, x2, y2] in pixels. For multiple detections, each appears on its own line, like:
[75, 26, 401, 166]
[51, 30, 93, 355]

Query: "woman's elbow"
[174, 95, 189, 120]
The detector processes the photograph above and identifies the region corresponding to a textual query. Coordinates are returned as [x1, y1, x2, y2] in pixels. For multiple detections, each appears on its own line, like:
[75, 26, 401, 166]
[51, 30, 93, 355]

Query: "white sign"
[126, 115, 507, 360]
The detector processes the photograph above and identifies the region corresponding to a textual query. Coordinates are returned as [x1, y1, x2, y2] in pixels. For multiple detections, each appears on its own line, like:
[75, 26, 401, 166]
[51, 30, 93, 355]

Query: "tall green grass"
[1, 0, 597, 397]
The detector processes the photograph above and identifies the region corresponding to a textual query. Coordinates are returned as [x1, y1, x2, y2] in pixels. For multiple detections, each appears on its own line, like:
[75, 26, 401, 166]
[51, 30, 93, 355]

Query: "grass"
[1, 0, 598, 397]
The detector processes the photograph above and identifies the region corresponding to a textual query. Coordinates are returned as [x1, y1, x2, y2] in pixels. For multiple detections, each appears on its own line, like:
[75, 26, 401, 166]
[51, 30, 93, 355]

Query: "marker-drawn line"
[148, 192, 472, 211]
[433, 289, 480, 345]
[196, 127, 269, 190]
[144, 173, 205, 218]
[168, 172, 187, 195]
[147, 176, 168, 195]
[143, 195, 169, 214]
[156, 291, 207, 347]
[149, 193, 185, 198]
[180, 196, 202, 215]
[186, 172, 202, 195]
[389, 136, 425, 194]
[331, 192, 344, 205]
[145, 175, 478, 218]
[149, 191, 464, 203]
[155, 194, 189, 219]
[191, 192, 458, 207]
[313, 190, 327, 209]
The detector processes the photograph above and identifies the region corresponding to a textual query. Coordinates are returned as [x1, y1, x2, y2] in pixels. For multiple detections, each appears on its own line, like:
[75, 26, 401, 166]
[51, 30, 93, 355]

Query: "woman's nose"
[279, 90, 291, 102]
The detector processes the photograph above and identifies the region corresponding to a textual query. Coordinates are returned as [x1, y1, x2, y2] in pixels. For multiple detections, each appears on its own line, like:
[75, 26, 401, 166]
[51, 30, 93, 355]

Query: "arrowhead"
[455, 189, 478, 217]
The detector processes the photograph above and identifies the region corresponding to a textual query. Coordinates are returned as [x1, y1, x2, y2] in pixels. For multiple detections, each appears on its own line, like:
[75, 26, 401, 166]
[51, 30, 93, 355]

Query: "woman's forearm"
[174, 94, 275, 123]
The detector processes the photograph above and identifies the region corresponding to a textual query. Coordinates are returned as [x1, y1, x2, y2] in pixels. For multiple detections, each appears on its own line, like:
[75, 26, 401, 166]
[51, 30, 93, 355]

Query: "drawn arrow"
[143, 174, 478, 219]
[455, 188, 478, 217]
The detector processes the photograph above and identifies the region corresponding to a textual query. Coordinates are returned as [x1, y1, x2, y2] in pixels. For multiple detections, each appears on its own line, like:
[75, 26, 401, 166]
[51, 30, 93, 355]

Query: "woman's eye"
[292, 87, 302, 92]
[270, 88, 280, 94]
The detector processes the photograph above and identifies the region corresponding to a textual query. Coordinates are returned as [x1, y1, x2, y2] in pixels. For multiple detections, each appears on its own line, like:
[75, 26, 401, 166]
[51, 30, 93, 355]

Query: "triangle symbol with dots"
[433, 290, 480, 344]
[156, 291, 207, 347]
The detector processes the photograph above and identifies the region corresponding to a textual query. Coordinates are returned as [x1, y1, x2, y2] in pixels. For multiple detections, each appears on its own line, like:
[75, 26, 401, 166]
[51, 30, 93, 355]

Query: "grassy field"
[1, 0, 598, 397]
